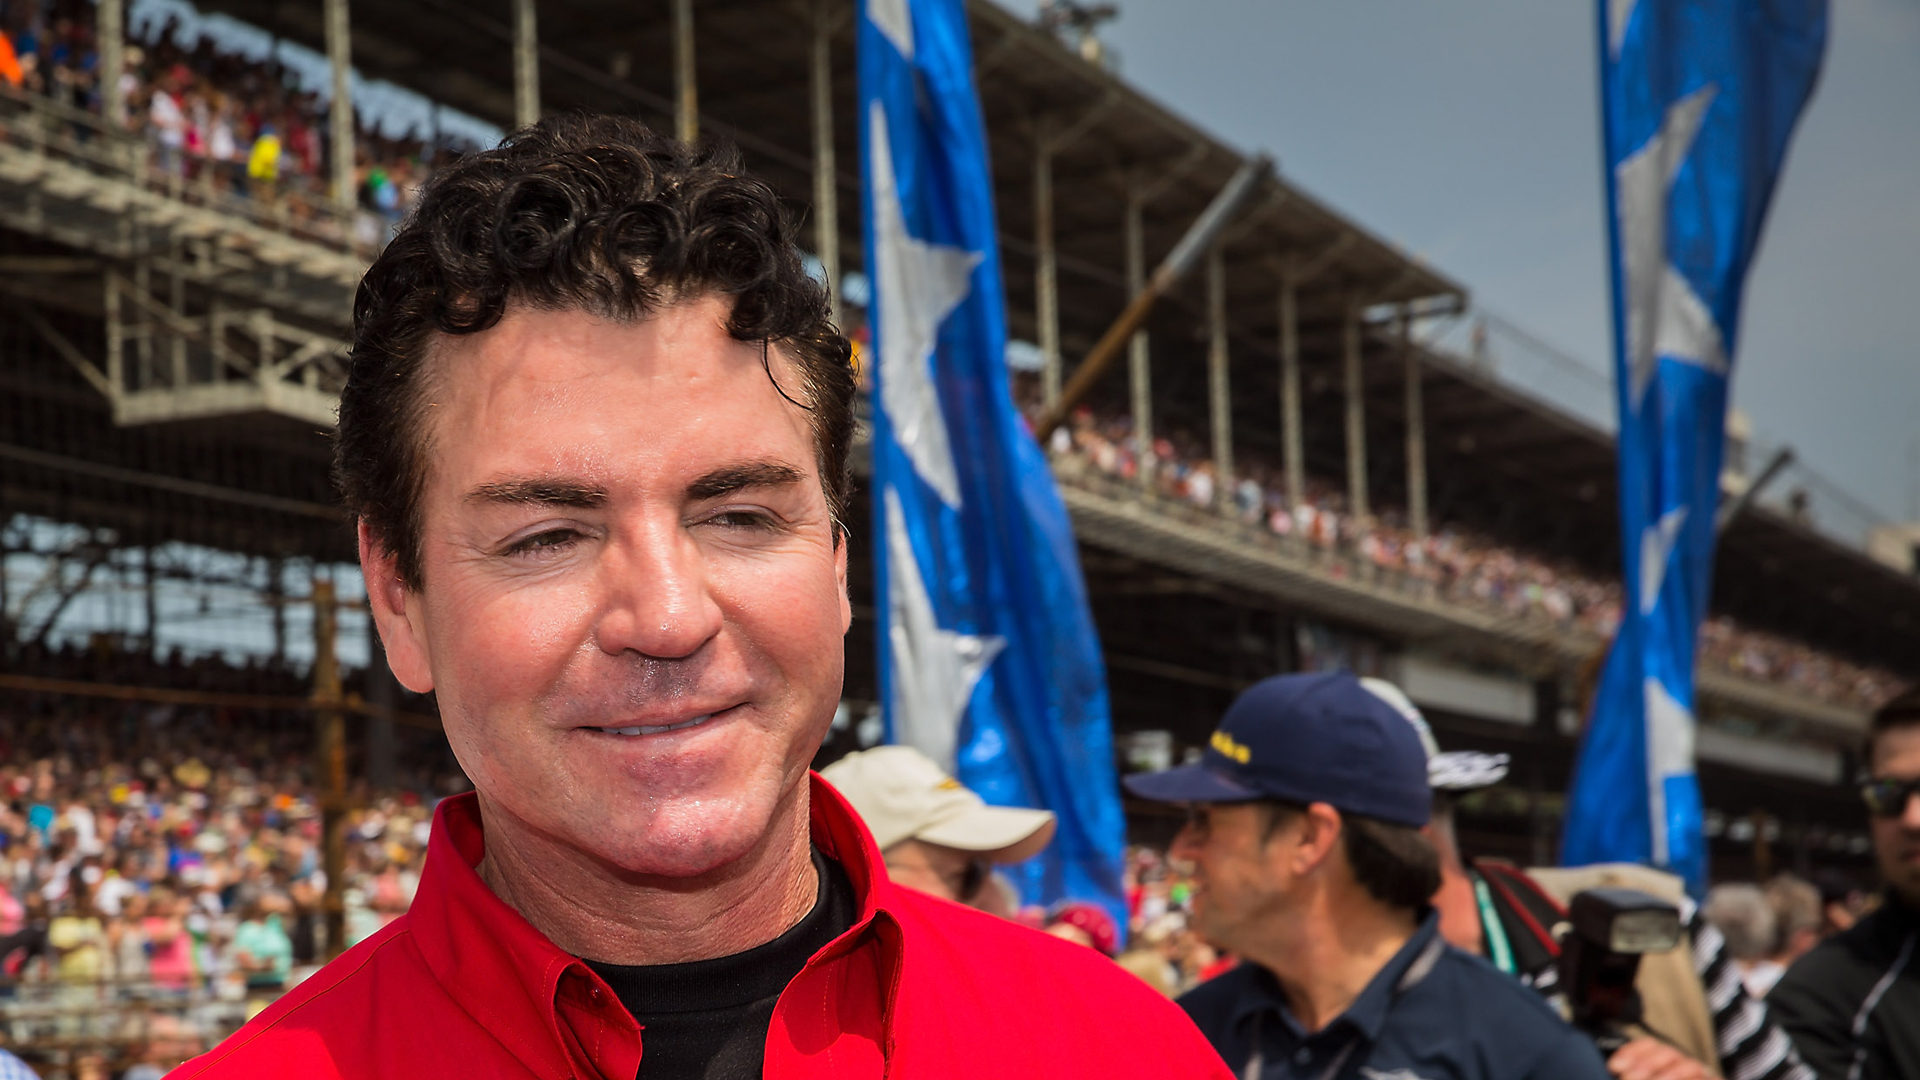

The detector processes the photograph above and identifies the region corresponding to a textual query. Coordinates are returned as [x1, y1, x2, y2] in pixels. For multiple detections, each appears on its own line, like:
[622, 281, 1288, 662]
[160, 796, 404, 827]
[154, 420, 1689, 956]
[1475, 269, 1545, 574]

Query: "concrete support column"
[133, 258, 152, 377]
[513, 0, 539, 129]
[169, 238, 186, 387]
[1278, 263, 1303, 510]
[1207, 246, 1233, 509]
[141, 545, 158, 654]
[810, 0, 840, 325]
[1343, 295, 1369, 521]
[268, 556, 287, 665]
[1124, 189, 1152, 485]
[99, 0, 125, 127]
[1402, 305, 1429, 537]
[1034, 127, 1060, 406]
[673, 0, 698, 144]
[103, 274, 123, 392]
[325, 0, 354, 216]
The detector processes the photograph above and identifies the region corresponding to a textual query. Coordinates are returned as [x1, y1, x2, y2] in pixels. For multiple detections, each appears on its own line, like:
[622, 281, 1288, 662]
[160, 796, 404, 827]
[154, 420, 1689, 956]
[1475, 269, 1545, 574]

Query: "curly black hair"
[334, 114, 855, 586]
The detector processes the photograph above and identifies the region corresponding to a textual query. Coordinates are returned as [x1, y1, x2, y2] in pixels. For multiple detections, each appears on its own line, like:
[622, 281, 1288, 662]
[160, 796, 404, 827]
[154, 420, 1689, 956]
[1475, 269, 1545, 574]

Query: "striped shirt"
[1524, 909, 1813, 1080]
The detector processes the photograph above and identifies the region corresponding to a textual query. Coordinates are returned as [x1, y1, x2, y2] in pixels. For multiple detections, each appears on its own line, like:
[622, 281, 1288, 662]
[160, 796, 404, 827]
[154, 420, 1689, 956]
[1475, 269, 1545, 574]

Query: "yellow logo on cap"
[936, 778, 964, 791]
[1210, 730, 1251, 764]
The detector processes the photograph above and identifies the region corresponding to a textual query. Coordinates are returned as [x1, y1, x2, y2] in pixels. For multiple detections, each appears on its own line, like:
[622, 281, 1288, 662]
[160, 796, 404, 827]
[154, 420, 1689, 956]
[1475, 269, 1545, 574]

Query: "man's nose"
[593, 521, 725, 660]
[1169, 823, 1203, 866]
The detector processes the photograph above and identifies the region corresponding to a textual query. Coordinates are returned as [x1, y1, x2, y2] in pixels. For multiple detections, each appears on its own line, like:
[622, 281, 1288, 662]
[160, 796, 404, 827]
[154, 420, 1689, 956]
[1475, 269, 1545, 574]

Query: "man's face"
[369, 297, 850, 879]
[1169, 803, 1296, 953]
[1870, 725, 1920, 907]
[882, 839, 987, 905]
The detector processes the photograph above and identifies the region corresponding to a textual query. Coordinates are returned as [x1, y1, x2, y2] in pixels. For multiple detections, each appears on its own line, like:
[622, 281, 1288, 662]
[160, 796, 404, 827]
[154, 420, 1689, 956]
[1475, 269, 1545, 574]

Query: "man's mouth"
[591, 713, 716, 737]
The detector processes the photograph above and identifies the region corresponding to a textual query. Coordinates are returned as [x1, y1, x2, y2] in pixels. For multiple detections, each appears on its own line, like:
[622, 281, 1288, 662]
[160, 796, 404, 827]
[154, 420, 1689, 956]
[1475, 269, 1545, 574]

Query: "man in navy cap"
[1126, 671, 1609, 1080]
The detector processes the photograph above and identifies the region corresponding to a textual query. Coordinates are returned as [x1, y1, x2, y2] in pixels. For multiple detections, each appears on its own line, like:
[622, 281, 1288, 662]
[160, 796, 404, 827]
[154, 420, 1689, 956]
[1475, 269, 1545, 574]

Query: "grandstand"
[0, 0, 1912, 1066]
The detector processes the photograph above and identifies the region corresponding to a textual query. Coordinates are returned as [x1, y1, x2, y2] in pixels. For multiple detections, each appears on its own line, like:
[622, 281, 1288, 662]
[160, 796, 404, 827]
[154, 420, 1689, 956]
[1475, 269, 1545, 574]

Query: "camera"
[1558, 887, 1684, 1053]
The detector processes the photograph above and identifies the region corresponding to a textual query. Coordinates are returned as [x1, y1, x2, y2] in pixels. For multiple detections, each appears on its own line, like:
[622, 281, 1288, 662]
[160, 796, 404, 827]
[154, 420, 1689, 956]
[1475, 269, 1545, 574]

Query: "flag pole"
[1032, 154, 1273, 442]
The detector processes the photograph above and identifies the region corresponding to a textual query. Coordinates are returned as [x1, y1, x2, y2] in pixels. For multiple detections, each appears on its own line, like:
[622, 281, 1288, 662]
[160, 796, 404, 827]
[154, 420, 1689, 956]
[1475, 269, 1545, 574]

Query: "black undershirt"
[585, 849, 857, 1080]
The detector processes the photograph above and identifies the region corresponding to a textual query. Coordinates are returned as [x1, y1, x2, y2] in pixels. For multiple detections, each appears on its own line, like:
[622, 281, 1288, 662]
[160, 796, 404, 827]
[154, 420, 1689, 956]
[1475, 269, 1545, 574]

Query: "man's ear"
[1291, 802, 1346, 877]
[835, 525, 852, 635]
[359, 520, 434, 694]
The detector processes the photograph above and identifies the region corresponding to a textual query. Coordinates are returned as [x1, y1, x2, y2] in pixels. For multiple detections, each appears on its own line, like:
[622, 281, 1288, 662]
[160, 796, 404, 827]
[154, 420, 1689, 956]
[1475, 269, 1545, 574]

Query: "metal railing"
[0, 976, 255, 1065]
[1054, 455, 1609, 639]
[1052, 452, 1884, 719]
[0, 82, 375, 263]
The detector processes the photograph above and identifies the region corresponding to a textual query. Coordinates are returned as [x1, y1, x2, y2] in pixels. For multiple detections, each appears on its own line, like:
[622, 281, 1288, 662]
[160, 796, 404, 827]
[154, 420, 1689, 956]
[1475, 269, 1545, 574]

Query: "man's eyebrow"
[686, 462, 807, 501]
[464, 478, 609, 508]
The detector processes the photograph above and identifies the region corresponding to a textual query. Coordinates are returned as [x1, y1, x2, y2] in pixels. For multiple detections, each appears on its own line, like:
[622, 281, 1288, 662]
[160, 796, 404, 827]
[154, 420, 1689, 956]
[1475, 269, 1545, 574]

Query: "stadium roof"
[188, 0, 1465, 322]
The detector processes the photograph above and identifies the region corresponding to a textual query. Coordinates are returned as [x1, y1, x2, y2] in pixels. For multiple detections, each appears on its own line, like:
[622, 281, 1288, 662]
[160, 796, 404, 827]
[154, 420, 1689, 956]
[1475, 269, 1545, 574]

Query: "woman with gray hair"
[1705, 883, 1780, 997]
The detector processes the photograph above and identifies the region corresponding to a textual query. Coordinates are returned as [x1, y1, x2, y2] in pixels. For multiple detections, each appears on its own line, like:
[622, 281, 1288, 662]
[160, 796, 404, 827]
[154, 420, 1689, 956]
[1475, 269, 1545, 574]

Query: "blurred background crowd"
[0, 643, 464, 1076]
[1047, 406, 1904, 711]
[0, 0, 452, 252]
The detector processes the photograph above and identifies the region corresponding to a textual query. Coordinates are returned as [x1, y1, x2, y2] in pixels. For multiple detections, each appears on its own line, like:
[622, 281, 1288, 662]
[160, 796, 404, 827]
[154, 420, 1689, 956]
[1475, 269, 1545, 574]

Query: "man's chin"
[580, 801, 788, 880]
[1890, 871, 1920, 913]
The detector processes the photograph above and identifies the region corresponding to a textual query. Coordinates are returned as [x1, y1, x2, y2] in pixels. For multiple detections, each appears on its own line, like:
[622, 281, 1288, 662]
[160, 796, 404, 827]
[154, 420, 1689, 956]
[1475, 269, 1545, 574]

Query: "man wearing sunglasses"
[1770, 686, 1920, 1080]
[820, 745, 1054, 909]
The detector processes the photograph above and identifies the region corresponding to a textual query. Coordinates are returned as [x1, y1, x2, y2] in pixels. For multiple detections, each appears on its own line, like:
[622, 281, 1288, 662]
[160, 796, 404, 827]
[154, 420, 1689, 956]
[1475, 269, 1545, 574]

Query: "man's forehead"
[418, 303, 819, 474]
[1874, 724, 1920, 774]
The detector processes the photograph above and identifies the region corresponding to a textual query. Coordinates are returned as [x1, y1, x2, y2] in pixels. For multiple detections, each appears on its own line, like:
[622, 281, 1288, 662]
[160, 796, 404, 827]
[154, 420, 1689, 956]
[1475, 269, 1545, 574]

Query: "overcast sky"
[998, 0, 1920, 533]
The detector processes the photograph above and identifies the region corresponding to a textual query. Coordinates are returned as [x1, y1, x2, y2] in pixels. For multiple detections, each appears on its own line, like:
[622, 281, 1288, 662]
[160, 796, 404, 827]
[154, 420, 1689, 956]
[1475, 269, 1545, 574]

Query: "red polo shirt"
[174, 775, 1231, 1079]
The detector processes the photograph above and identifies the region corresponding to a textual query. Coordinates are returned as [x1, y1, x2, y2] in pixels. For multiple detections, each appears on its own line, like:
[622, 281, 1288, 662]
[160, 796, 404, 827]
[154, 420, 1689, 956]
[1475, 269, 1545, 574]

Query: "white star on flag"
[870, 102, 981, 510]
[1608, 0, 1637, 56]
[1644, 677, 1698, 865]
[868, 0, 914, 59]
[1638, 505, 1689, 616]
[1617, 84, 1726, 412]
[884, 485, 1006, 772]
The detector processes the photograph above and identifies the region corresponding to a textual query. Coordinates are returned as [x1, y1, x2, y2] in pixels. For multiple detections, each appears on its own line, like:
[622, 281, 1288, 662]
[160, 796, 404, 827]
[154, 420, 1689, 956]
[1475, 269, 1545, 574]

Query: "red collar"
[404, 774, 903, 1076]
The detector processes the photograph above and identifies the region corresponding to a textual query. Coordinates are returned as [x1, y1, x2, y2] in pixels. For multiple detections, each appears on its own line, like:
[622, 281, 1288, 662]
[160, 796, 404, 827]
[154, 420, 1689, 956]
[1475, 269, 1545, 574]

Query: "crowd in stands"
[0, 639, 465, 1076]
[1050, 406, 1908, 711]
[0, 0, 450, 252]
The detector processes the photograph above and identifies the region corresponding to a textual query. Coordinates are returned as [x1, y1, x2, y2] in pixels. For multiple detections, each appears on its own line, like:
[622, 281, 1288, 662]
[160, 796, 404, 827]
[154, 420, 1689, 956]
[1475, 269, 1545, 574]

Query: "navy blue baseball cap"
[1123, 671, 1432, 827]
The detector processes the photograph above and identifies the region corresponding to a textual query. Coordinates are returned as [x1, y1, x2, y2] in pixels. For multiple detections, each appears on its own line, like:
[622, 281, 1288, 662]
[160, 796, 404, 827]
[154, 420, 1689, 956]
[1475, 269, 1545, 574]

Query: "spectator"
[1125, 671, 1610, 1080]
[245, 121, 279, 201]
[1405, 679, 1812, 1080]
[1764, 874, 1825, 987]
[143, 887, 197, 993]
[1771, 686, 1920, 1079]
[175, 114, 1234, 1080]
[1706, 883, 1782, 998]
[0, 1047, 36, 1080]
[1044, 900, 1118, 957]
[147, 70, 186, 177]
[107, 890, 151, 989]
[1812, 869, 1866, 937]
[0, 27, 23, 89]
[821, 744, 1056, 909]
[229, 893, 292, 995]
[47, 868, 105, 986]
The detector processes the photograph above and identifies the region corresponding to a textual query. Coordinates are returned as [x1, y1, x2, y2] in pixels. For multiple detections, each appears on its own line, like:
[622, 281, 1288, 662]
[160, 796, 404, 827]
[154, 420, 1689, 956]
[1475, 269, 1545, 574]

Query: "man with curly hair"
[174, 116, 1229, 1080]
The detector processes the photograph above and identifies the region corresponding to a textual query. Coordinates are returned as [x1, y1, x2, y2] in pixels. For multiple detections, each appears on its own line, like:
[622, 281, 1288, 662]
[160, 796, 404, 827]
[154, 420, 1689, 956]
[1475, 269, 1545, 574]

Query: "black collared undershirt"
[585, 848, 857, 1080]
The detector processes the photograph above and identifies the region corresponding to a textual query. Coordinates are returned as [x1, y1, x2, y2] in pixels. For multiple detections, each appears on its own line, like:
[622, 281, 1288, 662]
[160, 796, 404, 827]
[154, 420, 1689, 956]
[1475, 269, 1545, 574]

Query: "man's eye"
[706, 510, 779, 531]
[504, 529, 580, 556]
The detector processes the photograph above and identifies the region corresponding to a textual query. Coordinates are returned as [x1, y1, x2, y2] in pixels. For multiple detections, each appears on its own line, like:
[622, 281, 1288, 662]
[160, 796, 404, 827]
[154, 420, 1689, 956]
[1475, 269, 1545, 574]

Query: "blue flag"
[858, 0, 1126, 926]
[1563, 0, 1826, 892]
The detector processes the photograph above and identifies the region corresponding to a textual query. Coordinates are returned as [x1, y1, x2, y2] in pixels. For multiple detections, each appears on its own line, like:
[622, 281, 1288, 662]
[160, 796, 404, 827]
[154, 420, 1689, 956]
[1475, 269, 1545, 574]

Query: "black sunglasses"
[1861, 778, 1920, 819]
[958, 856, 991, 901]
